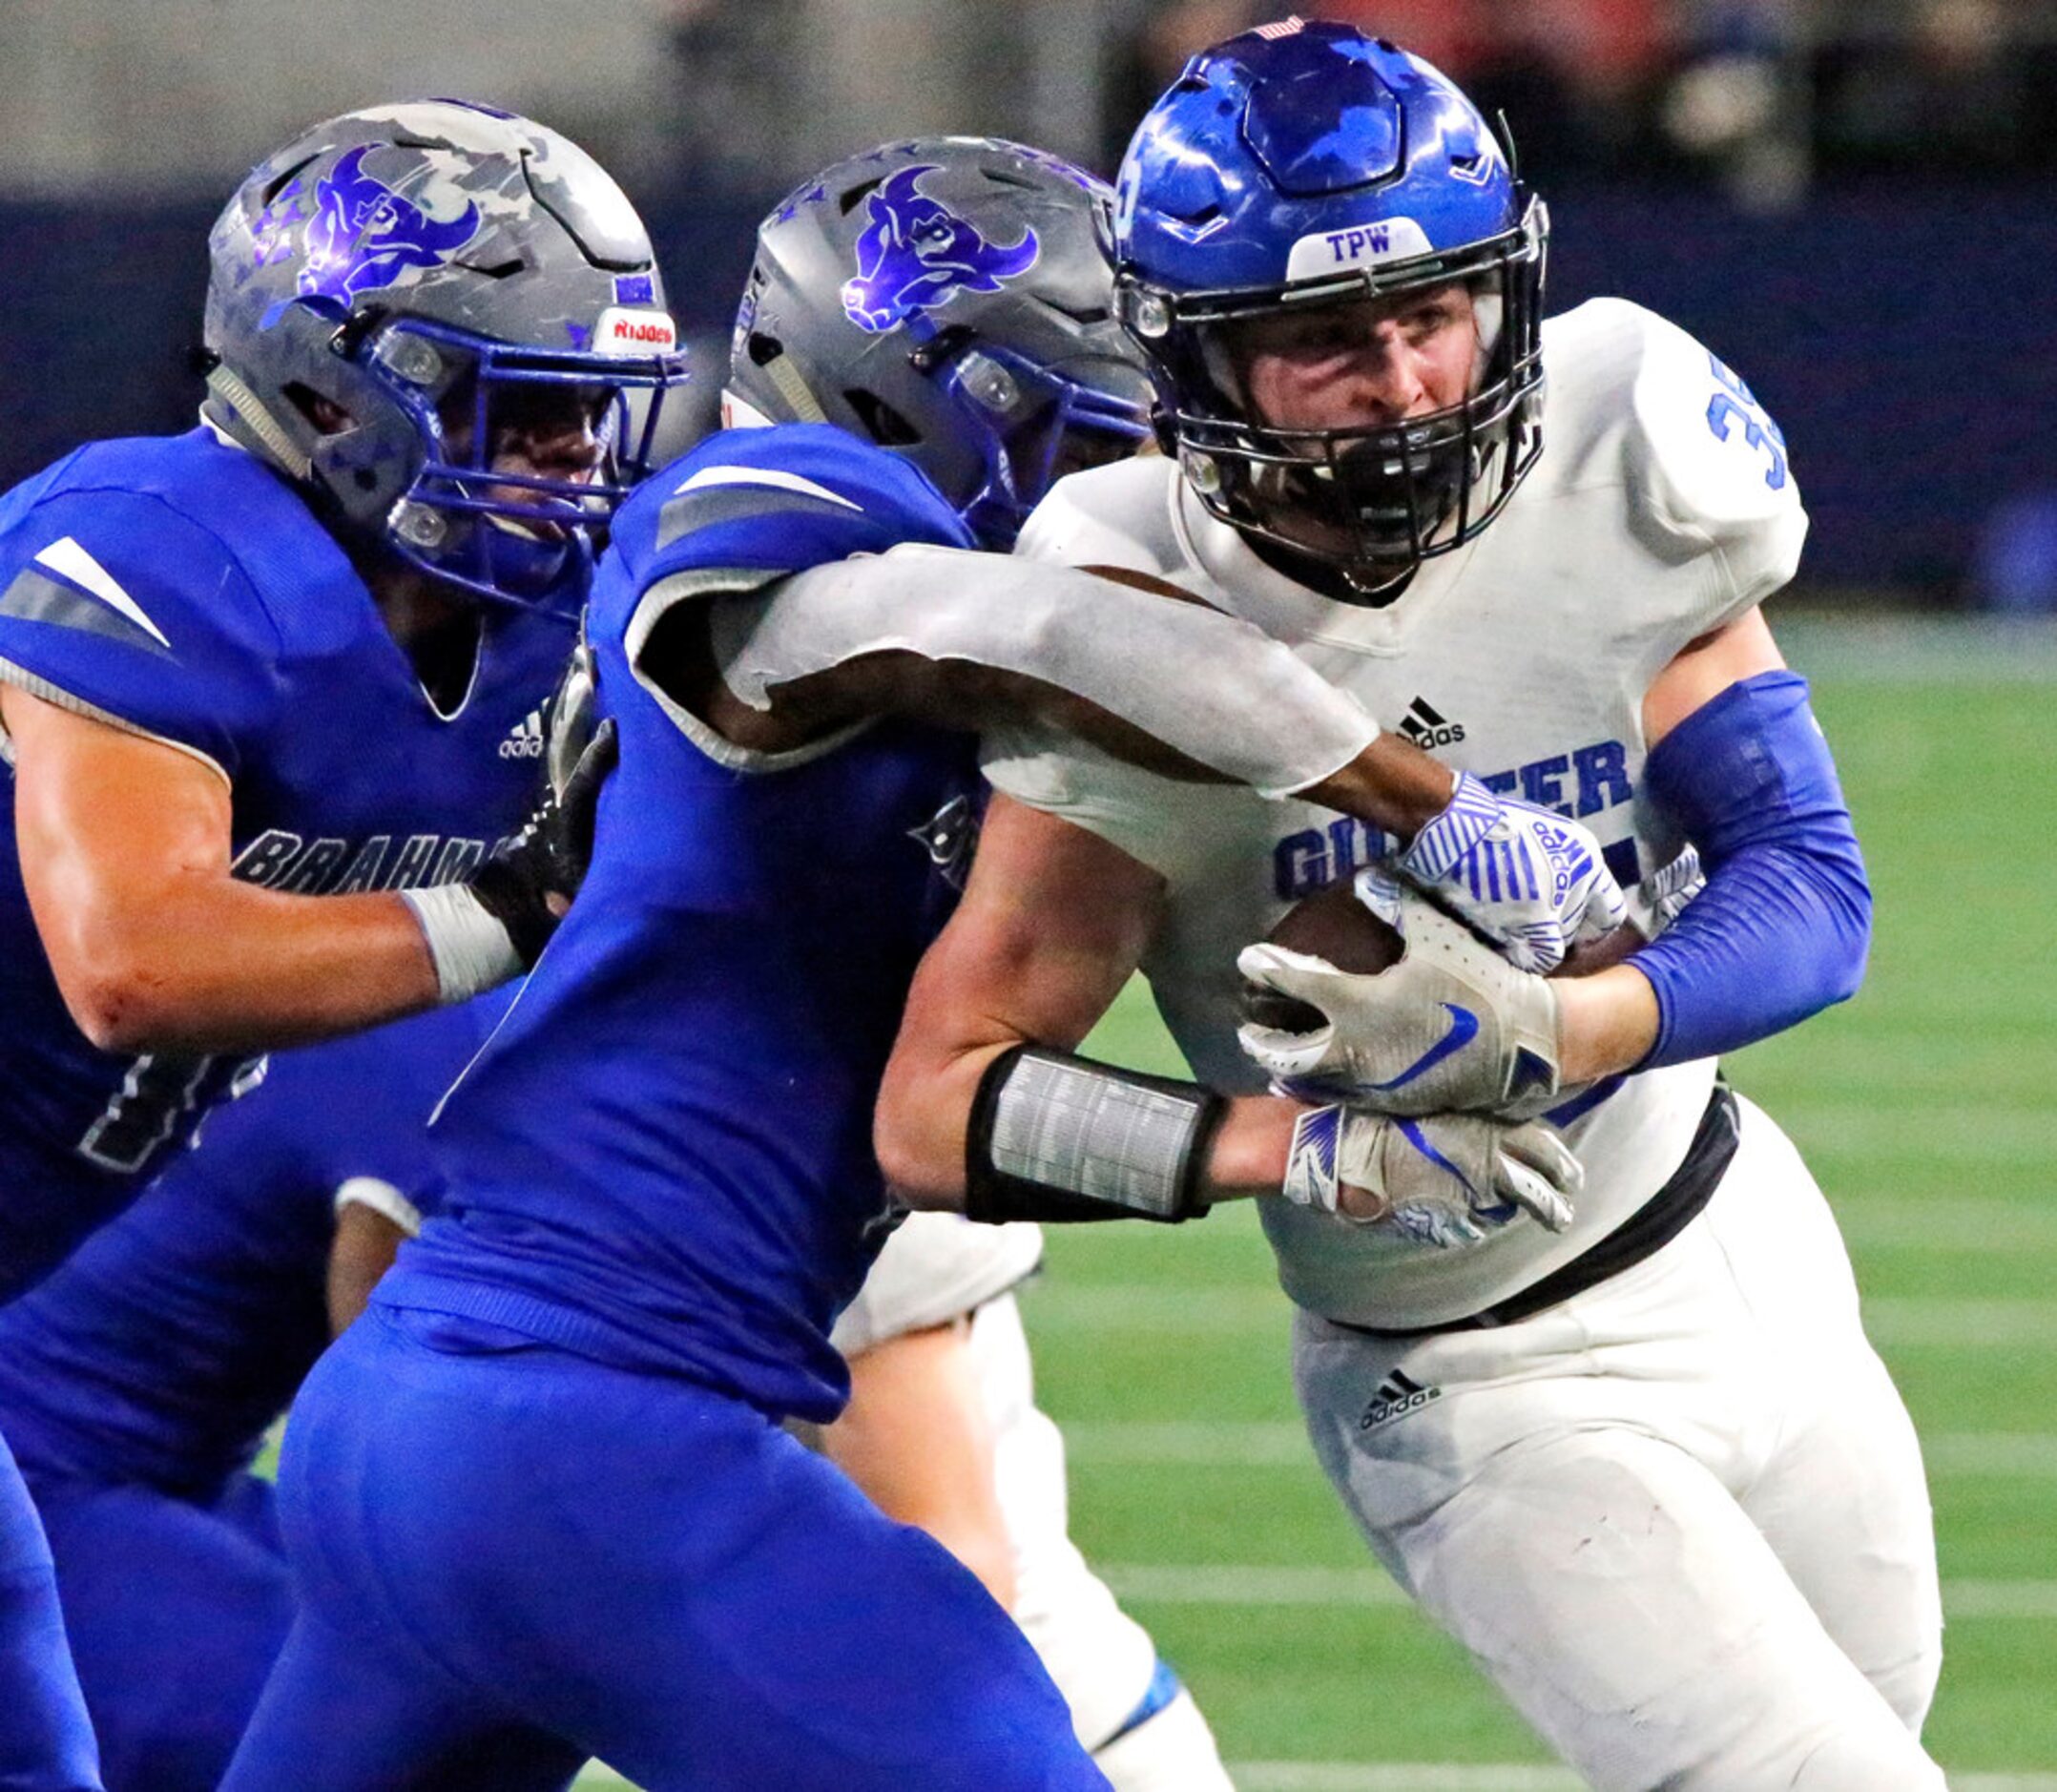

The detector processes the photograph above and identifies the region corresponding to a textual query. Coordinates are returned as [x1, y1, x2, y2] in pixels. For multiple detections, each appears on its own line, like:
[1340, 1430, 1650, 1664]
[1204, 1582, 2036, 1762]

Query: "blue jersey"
[0, 428, 572, 1290]
[380, 426, 982, 1423]
[0, 998, 502, 1494]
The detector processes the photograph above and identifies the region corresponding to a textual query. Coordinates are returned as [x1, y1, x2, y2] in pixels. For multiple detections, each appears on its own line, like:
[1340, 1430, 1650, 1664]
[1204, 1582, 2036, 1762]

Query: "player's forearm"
[718, 549, 1385, 794]
[1552, 967, 1663, 1084]
[49, 878, 440, 1056]
[1298, 732, 1458, 844]
[876, 1036, 1013, 1210]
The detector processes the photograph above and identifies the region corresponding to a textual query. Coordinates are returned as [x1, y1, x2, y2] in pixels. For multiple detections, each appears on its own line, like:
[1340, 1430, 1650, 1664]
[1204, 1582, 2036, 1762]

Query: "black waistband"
[1337, 1081, 1741, 1340]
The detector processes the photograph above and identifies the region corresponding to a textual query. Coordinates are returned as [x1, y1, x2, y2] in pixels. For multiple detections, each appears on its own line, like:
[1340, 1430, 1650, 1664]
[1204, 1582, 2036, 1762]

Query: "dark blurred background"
[3, 0, 2054, 608]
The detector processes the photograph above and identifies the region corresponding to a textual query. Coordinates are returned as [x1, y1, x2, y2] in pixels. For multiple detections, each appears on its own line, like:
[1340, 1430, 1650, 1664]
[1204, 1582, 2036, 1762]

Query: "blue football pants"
[221, 1308, 1111, 1792]
[0, 1430, 101, 1792]
[26, 1469, 288, 1792]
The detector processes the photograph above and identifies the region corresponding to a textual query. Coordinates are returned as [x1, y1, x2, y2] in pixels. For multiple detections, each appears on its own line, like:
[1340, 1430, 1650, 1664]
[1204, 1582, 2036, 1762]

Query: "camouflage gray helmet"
[203, 99, 688, 613]
[726, 136, 1153, 548]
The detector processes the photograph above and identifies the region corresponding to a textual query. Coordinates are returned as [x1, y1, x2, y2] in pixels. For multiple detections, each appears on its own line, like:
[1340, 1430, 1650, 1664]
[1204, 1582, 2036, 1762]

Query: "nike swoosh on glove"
[1280, 1103, 1581, 1246]
[1238, 877, 1574, 1120]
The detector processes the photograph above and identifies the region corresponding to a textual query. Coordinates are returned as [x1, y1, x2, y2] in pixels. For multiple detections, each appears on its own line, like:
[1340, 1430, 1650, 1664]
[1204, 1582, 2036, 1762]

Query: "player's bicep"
[904, 793, 1163, 1054]
[1642, 606, 1787, 747]
[877, 794, 1163, 1202]
[7, 687, 233, 1022]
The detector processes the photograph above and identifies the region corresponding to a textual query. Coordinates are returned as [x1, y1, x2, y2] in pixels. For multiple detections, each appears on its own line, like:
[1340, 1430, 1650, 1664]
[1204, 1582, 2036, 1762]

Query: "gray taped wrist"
[400, 884, 522, 1006]
[966, 1047, 1219, 1224]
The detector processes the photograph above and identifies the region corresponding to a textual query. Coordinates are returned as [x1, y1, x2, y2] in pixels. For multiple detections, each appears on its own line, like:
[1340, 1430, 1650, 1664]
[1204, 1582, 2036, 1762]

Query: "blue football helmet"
[203, 101, 691, 615]
[725, 137, 1153, 550]
[1112, 21, 1548, 594]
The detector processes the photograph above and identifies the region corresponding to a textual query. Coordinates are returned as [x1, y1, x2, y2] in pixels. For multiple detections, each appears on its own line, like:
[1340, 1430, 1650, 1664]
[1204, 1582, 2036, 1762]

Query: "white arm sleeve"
[704, 542, 1381, 800]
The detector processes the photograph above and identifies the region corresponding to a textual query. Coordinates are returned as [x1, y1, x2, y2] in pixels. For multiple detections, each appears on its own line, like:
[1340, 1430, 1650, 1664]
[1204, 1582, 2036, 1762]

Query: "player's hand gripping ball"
[1399, 774, 1629, 972]
[1278, 1102, 1583, 1245]
[1239, 870, 1643, 1121]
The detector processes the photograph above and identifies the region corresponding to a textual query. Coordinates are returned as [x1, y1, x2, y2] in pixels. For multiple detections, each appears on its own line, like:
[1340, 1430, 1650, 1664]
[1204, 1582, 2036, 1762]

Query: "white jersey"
[984, 299, 1807, 1328]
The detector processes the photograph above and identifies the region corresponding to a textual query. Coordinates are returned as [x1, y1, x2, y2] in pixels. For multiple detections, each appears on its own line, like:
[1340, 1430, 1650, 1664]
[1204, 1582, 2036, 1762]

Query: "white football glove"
[1396, 772, 1627, 973]
[1279, 1103, 1580, 1247]
[1238, 876, 1575, 1119]
[1626, 845, 1704, 940]
[543, 624, 600, 806]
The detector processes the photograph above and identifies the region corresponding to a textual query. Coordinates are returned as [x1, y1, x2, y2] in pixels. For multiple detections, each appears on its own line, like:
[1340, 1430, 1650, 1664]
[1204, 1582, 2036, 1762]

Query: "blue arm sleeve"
[1632, 670, 1871, 1068]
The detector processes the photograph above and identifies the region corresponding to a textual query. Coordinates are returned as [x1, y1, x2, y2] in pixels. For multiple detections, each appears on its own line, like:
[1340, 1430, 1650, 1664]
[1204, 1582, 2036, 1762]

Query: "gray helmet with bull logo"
[726, 136, 1153, 548]
[202, 99, 688, 613]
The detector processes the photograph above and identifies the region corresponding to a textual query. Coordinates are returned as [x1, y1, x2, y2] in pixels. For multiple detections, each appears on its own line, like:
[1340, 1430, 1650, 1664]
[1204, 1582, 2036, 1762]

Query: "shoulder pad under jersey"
[599, 424, 977, 626]
[1015, 455, 1185, 575]
[0, 434, 322, 779]
[1544, 299, 1807, 623]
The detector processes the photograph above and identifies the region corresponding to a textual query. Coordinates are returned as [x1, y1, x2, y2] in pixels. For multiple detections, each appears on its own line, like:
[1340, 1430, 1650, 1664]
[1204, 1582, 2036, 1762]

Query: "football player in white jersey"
[874, 21, 1943, 1790]
[823, 1215, 1233, 1792]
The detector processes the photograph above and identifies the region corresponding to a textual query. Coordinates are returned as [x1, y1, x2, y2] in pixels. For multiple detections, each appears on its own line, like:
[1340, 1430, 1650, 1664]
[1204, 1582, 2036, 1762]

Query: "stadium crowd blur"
[2, 0, 2054, 606]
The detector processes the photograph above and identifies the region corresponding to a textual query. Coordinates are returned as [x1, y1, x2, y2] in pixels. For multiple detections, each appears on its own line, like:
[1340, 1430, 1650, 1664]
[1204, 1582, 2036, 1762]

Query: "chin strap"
[202, 363, 313, 481]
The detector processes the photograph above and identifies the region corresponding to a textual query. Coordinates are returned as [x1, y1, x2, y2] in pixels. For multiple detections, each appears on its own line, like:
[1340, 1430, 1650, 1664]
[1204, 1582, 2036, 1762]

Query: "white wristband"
[399, 884, 522, 1006]
[333, 1175, 426, 1238]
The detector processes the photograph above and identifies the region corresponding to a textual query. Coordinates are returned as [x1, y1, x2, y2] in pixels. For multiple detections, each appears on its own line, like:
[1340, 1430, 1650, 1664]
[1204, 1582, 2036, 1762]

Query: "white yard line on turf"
[1098, 1563, 2057, 1620]
[1063, 1422, 2057, 1478]
[1836, 1198, 2057, 1254]
[1774, 613, 2057, 684]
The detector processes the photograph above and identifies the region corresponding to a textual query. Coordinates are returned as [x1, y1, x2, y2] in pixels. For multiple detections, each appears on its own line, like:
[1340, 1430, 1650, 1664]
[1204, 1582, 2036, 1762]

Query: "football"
[1239, 876, 1643, 1033]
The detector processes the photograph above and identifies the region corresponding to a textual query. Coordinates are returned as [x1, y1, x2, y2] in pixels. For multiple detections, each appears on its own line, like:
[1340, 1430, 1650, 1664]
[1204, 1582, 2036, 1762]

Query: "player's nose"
[499, 423, 604, 481]
[1357, 334, 1432, 420]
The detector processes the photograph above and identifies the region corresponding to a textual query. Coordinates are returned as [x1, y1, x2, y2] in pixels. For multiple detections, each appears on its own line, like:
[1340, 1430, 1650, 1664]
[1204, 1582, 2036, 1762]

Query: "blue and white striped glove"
[1397, 773, 1627, 973]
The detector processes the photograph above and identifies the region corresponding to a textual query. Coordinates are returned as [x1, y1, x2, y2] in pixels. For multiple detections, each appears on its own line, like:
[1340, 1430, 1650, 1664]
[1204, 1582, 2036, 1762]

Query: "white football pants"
[1293, 1094, 1944, 1790]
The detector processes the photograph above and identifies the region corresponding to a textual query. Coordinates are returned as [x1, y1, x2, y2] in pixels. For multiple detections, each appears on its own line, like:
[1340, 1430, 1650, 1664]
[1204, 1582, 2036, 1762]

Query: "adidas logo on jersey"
[1397, 697, 1465, 750]
[499, 709, 546, 760]
[1358, 1369, 1441, 1432]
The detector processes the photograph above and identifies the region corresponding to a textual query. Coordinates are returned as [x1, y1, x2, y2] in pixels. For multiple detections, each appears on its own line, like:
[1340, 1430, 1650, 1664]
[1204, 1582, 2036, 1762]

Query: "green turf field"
[581, 618, 2057, 1789]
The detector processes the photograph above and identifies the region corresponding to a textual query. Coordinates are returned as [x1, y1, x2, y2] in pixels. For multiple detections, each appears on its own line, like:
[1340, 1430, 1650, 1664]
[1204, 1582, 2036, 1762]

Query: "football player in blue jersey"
[220, 135, 1608, 1792]
[0, 101, 683, 1788]
[0, 1000, 503, 1792]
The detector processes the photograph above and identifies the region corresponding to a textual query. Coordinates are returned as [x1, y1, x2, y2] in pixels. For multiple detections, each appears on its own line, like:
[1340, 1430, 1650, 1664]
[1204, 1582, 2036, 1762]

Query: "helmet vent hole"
[746, 331, 786, 368]
[453, 258, 525, 280]
[1042, 298, 1111, 324]
[983, 168, 1041, 192]
[838, 176, 887, 215]
[260, 156, 321, 208]
[353, 469, 379, 492]
[844, 389, 922, 448]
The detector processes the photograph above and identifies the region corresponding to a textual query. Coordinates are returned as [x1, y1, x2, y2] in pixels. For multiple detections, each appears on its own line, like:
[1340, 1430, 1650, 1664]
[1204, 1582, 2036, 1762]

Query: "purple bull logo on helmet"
[840, 166, 1039, 334]
[297, 145, 482, 304]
